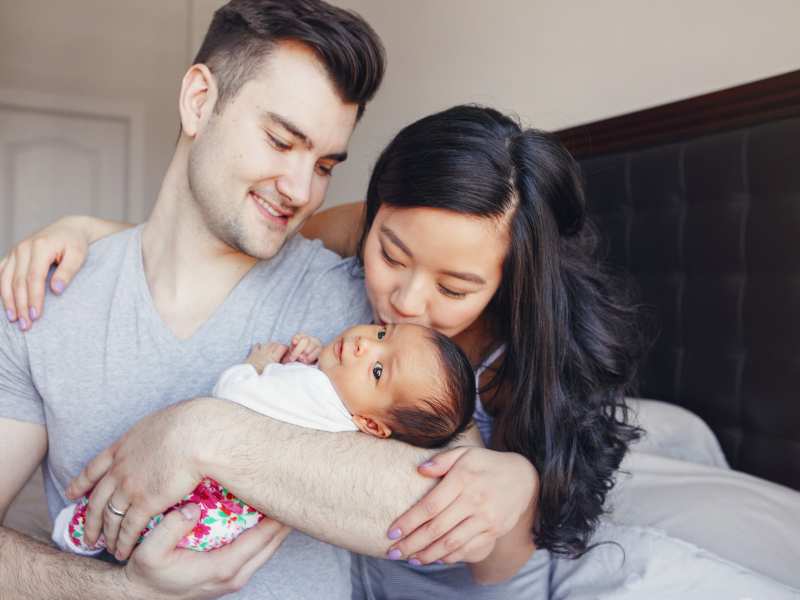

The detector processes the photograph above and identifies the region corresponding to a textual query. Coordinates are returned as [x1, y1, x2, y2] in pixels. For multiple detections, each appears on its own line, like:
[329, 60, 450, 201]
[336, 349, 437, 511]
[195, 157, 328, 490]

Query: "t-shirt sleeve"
[295, 258, 372, 344]
[0, 318, 45, 424]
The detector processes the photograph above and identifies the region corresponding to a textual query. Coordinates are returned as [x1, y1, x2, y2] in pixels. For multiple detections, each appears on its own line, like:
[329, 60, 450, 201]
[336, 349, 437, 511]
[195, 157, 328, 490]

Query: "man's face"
[187, 41, 358, 259]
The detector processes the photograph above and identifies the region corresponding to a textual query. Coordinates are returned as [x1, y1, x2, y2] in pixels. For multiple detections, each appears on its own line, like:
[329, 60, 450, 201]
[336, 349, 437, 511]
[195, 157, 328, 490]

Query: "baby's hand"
[283, 333, 322, 364]
[246, 342, 288, 374]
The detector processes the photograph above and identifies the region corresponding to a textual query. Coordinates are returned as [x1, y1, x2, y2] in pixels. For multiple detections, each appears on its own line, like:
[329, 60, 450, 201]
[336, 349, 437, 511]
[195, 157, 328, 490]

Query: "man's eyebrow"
[441, 270, 486, 285]
[265, 111, 348, 162]
[380, 226, 412, 257]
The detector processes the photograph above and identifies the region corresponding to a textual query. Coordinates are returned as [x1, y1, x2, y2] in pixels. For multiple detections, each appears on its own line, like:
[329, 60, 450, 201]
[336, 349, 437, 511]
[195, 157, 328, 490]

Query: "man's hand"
[124, 502, 291, 599]
[66, 401, 205, 560]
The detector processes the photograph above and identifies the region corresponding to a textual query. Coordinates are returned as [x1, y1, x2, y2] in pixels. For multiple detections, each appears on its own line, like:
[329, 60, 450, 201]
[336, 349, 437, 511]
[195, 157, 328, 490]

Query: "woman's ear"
[353, 414, 392, 439]
[178, 63, 219, 138]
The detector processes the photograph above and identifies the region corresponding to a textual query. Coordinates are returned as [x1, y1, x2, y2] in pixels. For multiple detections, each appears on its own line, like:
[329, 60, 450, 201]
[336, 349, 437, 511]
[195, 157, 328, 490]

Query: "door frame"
[0, 88, 146, 222]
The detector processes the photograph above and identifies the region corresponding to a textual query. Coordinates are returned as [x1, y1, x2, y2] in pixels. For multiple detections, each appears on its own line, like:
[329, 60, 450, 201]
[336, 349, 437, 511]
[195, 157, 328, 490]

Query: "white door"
[0, 93, 140, 255]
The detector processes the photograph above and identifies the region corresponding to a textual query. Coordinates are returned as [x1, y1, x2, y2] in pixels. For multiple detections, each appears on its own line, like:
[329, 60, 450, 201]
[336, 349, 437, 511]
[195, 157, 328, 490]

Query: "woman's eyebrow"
[441, 270, 486, 285]
[380, 226, 412, 257]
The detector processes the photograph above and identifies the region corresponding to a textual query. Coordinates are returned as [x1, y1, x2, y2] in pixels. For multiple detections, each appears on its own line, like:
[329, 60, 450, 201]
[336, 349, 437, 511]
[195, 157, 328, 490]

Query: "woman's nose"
[390, 282, 426, 319]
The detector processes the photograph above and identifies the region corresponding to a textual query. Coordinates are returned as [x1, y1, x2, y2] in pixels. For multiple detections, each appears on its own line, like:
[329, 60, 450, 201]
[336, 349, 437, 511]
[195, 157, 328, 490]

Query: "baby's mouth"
[335, 338, 344, 363]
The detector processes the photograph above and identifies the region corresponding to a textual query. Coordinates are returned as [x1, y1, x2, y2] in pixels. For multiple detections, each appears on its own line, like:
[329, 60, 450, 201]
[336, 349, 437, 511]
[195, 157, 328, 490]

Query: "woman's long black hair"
[356, 105, 644, 556]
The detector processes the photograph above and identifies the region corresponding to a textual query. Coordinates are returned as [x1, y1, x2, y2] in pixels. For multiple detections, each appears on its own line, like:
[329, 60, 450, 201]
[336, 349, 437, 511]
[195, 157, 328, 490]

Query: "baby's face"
[318, 323, 441, 437]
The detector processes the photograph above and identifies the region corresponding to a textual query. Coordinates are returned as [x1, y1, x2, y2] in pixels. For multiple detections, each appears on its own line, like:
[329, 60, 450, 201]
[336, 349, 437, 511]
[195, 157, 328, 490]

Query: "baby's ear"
[353, 415, 392, 439]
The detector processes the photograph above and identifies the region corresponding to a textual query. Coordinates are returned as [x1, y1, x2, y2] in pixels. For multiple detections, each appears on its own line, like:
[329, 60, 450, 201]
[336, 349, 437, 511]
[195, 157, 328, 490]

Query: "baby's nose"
[354, 336, 370, 356]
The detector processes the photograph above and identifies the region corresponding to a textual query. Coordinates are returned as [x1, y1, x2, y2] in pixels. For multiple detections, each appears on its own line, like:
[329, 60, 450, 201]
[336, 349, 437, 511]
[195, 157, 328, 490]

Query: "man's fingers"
[102, 494, 131, 555]
[67, 448, 114, 499]
[210, 517, 288, 570]
[84, 476, 118, 546]
[1, 254, 17, 321]
[50, 245, 86, 295]
[114, 504, 154, 561]
[228, 524, 292, 590]
[135, 503, 200, 560]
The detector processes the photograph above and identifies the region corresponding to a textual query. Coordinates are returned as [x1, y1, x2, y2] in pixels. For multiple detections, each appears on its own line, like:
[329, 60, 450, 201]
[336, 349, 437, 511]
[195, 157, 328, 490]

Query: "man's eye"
[372, 361, 383, 380]
[377, 328, 386, 340]
[267, 133, 291, 151]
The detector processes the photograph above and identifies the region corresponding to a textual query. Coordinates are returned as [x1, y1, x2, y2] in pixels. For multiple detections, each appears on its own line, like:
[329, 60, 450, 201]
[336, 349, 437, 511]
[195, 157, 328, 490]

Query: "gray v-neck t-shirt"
[0, 225, 371, 599]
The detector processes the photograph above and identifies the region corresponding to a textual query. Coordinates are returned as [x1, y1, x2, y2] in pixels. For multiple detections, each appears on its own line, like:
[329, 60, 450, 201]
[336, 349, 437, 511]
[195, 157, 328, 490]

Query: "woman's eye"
[381, 247, 403, 267]
[439, 285, 467, 299]
[372, 361, 384, 380]
[377, 328, 386, 340]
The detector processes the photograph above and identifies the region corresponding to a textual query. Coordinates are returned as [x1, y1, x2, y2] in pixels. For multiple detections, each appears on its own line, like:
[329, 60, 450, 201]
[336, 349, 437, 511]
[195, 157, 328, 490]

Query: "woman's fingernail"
[18, 317, 29, 331]
[5, 308, 15, 321]
[53, 279, 65, 294]
[29, 307, 38, 321]
[387, 548, 402, 560]
[388, 528, 402, 540]
[408, 558, 422, 566]
[419, 461, 435, 469]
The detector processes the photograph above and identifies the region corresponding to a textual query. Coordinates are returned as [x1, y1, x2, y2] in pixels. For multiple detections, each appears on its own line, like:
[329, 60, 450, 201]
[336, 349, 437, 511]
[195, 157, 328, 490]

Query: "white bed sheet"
[614, 399, 800, 590]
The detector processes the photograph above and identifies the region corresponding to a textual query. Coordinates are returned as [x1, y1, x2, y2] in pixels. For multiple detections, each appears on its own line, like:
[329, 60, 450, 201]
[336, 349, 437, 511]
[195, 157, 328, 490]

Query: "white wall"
[3, 1, 800, 214]
[327, 0, 800, 206]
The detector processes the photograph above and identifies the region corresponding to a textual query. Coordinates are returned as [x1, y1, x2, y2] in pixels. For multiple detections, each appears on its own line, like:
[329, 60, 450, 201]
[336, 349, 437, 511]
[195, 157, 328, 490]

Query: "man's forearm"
[190, 398, 438, 556]
[0, 526, 131, 600]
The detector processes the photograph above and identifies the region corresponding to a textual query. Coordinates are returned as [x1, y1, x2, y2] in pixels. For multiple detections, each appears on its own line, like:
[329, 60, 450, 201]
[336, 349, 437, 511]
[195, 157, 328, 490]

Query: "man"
[0, 1, 392, 597]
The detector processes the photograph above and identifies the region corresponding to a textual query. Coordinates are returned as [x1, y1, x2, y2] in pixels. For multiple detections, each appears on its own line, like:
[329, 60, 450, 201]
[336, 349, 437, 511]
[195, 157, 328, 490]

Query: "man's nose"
[275, 161, 314, 208]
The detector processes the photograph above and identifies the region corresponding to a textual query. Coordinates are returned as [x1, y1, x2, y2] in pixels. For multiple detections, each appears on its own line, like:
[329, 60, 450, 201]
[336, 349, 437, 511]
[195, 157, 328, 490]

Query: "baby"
[53, 323, 475, 554]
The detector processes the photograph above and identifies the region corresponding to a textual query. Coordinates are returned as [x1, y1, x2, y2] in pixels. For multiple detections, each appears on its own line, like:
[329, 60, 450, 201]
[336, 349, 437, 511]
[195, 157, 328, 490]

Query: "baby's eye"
[372, 361, 384, 381]
[377, 328, 386, 340]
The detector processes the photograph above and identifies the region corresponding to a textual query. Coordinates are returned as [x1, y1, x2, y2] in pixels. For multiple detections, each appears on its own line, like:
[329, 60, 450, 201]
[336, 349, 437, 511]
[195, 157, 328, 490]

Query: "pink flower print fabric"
[67, 477, 265, 553]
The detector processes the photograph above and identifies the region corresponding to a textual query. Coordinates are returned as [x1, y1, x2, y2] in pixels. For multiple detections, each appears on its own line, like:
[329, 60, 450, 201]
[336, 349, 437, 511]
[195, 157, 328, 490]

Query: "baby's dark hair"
[388, 330, 476, 448]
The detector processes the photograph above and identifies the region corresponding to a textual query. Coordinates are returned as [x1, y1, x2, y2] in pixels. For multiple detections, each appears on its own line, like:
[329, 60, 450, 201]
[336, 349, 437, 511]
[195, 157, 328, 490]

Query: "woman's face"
[363, 205, 509, 339]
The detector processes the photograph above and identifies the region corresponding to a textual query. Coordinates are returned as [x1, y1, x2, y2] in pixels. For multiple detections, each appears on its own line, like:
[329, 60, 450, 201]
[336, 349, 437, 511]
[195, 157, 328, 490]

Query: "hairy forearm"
[0, 526, 131, 600]
[188, 398, 437, 556]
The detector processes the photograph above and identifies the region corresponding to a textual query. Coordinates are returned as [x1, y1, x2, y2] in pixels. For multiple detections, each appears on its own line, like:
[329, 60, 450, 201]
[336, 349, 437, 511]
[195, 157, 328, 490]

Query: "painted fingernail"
[29, 307, 38, 321]
[408, 558, 422, 566]
[388, 528, 402, 540]
[18, 317, 29, 331]
[419, 461, 435, 469]
[53, 279, 65, 294]
[387, 548, 402, 560]
[5, 308, 14, 321]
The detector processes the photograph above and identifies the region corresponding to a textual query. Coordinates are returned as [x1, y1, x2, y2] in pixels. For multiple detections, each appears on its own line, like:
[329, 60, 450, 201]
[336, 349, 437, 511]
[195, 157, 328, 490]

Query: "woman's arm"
[300, 201, 364, 257]
[1, 216, 132, 328]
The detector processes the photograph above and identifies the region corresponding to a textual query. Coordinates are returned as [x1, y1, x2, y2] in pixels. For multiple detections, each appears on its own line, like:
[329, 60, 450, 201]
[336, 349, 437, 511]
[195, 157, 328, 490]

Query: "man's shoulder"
[32, 227, 140, 332]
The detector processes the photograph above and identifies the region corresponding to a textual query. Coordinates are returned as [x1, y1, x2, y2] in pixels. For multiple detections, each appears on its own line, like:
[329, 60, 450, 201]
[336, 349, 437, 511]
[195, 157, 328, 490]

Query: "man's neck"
[141, 151, 258, 340]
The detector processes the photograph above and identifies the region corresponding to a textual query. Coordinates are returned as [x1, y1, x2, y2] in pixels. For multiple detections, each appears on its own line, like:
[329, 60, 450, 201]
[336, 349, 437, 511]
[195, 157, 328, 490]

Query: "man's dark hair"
[194, 0, 385, 119]
[388, 330, 476, 449]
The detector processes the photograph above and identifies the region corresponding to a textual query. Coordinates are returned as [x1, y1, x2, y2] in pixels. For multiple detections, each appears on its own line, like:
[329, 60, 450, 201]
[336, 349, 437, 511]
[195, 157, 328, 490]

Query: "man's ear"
[178, 63, 219, 138]
[353, 415, 392, 439]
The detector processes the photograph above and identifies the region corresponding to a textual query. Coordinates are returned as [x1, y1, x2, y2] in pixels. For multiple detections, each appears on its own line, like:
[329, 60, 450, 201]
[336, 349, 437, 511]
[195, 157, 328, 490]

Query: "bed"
[557, 69, 800, 492]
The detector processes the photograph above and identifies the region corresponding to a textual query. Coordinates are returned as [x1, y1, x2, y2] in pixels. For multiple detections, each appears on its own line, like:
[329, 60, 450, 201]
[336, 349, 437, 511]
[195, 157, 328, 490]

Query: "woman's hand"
[66, 400, 210, 561]
[385, 447, 538, 565]
[0, 216, 93, 330]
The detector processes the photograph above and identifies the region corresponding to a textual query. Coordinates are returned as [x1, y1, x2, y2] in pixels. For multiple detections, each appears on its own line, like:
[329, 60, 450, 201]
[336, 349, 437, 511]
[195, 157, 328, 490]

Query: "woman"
[2, 106, 796, 597]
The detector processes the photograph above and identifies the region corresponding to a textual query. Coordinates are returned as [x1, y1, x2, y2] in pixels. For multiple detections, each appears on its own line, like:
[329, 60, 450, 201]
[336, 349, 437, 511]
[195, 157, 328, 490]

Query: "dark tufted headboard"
[556, 70, 800, 491]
